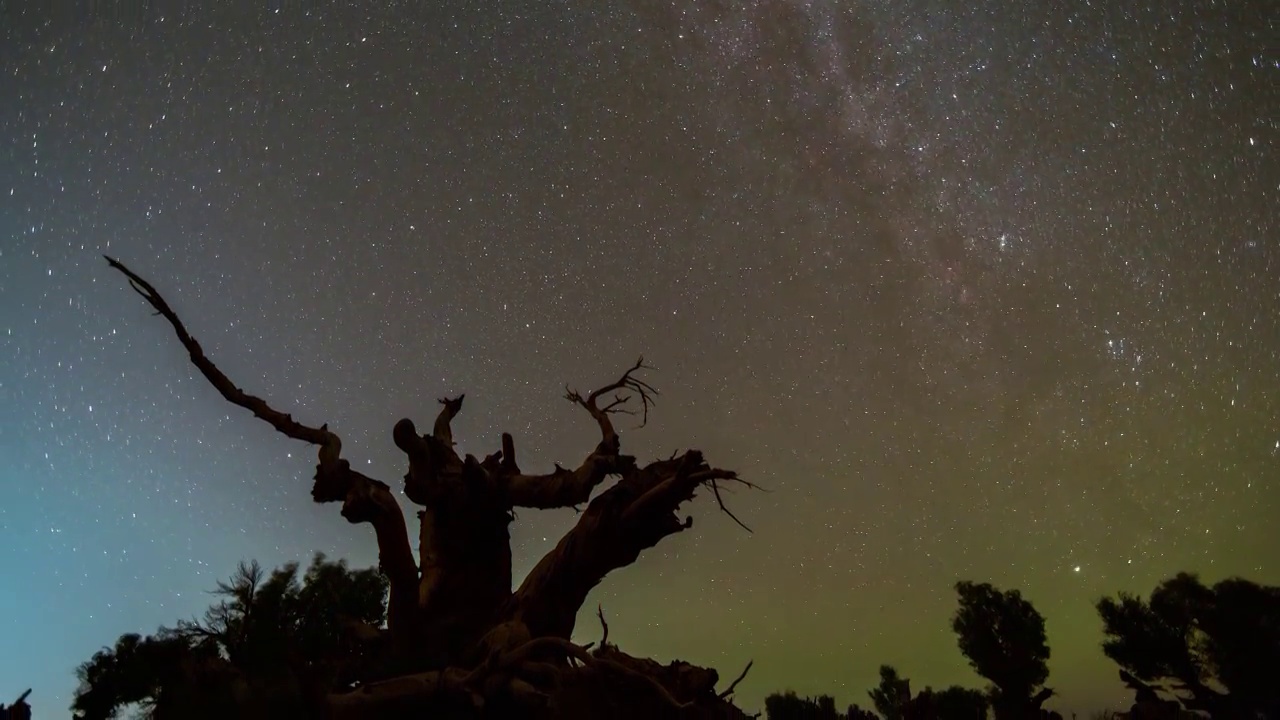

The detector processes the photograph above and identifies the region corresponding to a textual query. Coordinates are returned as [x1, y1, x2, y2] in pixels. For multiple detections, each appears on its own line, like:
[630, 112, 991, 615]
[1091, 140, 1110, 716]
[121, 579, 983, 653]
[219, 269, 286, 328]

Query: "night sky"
[2, 2, 1277, 717]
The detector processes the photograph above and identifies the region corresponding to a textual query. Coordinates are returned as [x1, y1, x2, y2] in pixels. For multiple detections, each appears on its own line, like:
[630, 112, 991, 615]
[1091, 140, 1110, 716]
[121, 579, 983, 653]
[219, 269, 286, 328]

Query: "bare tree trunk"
[108, 257, 755, 718]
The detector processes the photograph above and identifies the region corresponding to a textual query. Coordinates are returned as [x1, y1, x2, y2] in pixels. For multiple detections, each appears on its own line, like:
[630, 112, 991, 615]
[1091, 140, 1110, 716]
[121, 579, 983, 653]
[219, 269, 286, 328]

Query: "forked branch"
[500, 359, 670, 510]
[708, 474, 761, 534]
[393, 395, 467, 506]
[434, 395, 464, 447]
[564, 356, 657, 453]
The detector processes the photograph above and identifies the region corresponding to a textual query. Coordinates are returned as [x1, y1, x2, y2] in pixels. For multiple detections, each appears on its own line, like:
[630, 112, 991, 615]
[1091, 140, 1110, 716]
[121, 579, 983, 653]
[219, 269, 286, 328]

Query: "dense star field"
[1, 1, 1276, 716]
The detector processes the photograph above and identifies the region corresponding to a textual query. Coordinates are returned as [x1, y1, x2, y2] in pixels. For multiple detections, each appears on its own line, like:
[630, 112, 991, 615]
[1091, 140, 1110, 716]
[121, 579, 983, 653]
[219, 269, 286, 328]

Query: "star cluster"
[1, 1, 1276, 717]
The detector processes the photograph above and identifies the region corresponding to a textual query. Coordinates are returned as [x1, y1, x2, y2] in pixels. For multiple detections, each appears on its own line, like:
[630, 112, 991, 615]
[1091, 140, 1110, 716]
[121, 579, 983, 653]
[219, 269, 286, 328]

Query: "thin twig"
[710, 478, 754, 534]
[565, 356, 659, 429]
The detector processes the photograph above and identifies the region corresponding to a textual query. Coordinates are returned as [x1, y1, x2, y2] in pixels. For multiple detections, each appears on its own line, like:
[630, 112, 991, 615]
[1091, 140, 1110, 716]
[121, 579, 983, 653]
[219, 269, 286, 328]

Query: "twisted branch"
[393, 396, 467, 506]
[621, 451, 749, 531]
[105, 256, 418, 635]
[433, 395, 464, 448]
[105, 256, 334, 450]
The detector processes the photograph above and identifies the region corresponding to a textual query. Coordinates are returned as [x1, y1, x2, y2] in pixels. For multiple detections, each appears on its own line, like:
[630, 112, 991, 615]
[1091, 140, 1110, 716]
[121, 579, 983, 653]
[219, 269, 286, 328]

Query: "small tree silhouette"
[868, 665, 911, 720]
[930, 686, 989, 720]
[952, 581, 1052, 720]
[1097, 572, 1280, 718]
[72, 554, 388, 719]
[866, 666, 990, 720]
[763, 690, 877, 720]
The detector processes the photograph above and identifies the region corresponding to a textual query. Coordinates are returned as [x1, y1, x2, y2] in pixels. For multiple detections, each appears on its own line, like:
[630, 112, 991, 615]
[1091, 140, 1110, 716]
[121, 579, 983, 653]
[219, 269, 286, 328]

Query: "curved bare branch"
[597, 604, 611, 648]
[564, 356, 656, 454]
[433, 395, 464, 447]
[105, 255, 334, 449]
[106, 256, 418, 636]
[504, 452, 632, 509]
[718, 660, 753, 699]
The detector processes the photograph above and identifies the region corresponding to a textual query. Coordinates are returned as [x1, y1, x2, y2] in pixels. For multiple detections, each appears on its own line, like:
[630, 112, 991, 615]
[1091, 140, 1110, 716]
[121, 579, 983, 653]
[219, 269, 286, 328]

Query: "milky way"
[1, 2, 1277, 717]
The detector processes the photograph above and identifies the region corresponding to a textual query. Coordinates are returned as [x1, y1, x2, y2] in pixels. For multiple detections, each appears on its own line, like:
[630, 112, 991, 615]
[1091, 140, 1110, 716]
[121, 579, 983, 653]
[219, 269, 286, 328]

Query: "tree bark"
[510, 451, 738, 639]
[393, 406, 515, 664]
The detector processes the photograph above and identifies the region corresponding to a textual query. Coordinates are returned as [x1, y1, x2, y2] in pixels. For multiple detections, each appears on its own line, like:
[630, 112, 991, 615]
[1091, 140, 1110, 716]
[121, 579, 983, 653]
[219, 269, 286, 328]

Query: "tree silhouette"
[850, 705, 878, 720]
[763, 690, 876, 720]
[929, 686, 989, 720]
[72, 630, 242, 720]
[867, 666, 990, 720]
[869, 665, 911, 720]
[1097, 572, 1280, 718]
[757, 661, 988, 717]
[952, 581, 1052, 720]
[72, 554, 388, 719]
[105, 257, 755, 719]
[765, 666, 989, 720]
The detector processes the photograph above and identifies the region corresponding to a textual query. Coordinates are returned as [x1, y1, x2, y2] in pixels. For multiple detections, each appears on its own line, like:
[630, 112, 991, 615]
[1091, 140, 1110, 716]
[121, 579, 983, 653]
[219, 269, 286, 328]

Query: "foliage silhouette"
[869, 666, 991, 720]
[763, 690, 875, 720]
[928, 686, 990, 720]
[951, 581, 1052, 720]
[765, 666, 989, 720]
[760, 571, 1279, 720]
[1097, 572, 1280, 718]
[72, 554, 388, 720]
[868, 665, 910, 720]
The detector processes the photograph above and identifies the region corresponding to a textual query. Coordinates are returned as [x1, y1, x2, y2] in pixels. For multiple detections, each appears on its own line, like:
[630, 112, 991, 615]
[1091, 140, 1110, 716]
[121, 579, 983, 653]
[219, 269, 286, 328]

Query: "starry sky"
[1, 1, 1277, 717]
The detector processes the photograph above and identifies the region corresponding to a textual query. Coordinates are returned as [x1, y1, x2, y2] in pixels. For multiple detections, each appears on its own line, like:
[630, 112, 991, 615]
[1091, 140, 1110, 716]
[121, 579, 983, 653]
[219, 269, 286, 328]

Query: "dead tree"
[106, 257, 756, 719]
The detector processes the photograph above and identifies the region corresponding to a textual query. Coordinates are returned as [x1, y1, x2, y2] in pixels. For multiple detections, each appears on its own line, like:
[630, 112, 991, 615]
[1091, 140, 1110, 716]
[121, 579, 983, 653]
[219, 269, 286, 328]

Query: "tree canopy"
[757, 570, 1280, 720]
[72, 554, 388, 720]
[1097, 572, 1280, 718]
[867, 665, 910, 720]
[952, 581, 1052, 720]
[927, 686, 989, 720]
[763, 665, 990, 720]
[763, 690, 876, 720]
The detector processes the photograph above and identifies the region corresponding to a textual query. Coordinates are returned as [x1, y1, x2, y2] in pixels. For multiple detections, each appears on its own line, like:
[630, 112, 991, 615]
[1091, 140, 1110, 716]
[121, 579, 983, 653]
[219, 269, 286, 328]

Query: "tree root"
[327, 634, 706, 718]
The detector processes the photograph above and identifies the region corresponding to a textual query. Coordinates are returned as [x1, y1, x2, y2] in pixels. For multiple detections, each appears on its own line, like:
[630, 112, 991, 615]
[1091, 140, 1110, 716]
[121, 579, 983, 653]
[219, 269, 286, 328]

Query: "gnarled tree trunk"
[108, 257, 756, 719]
